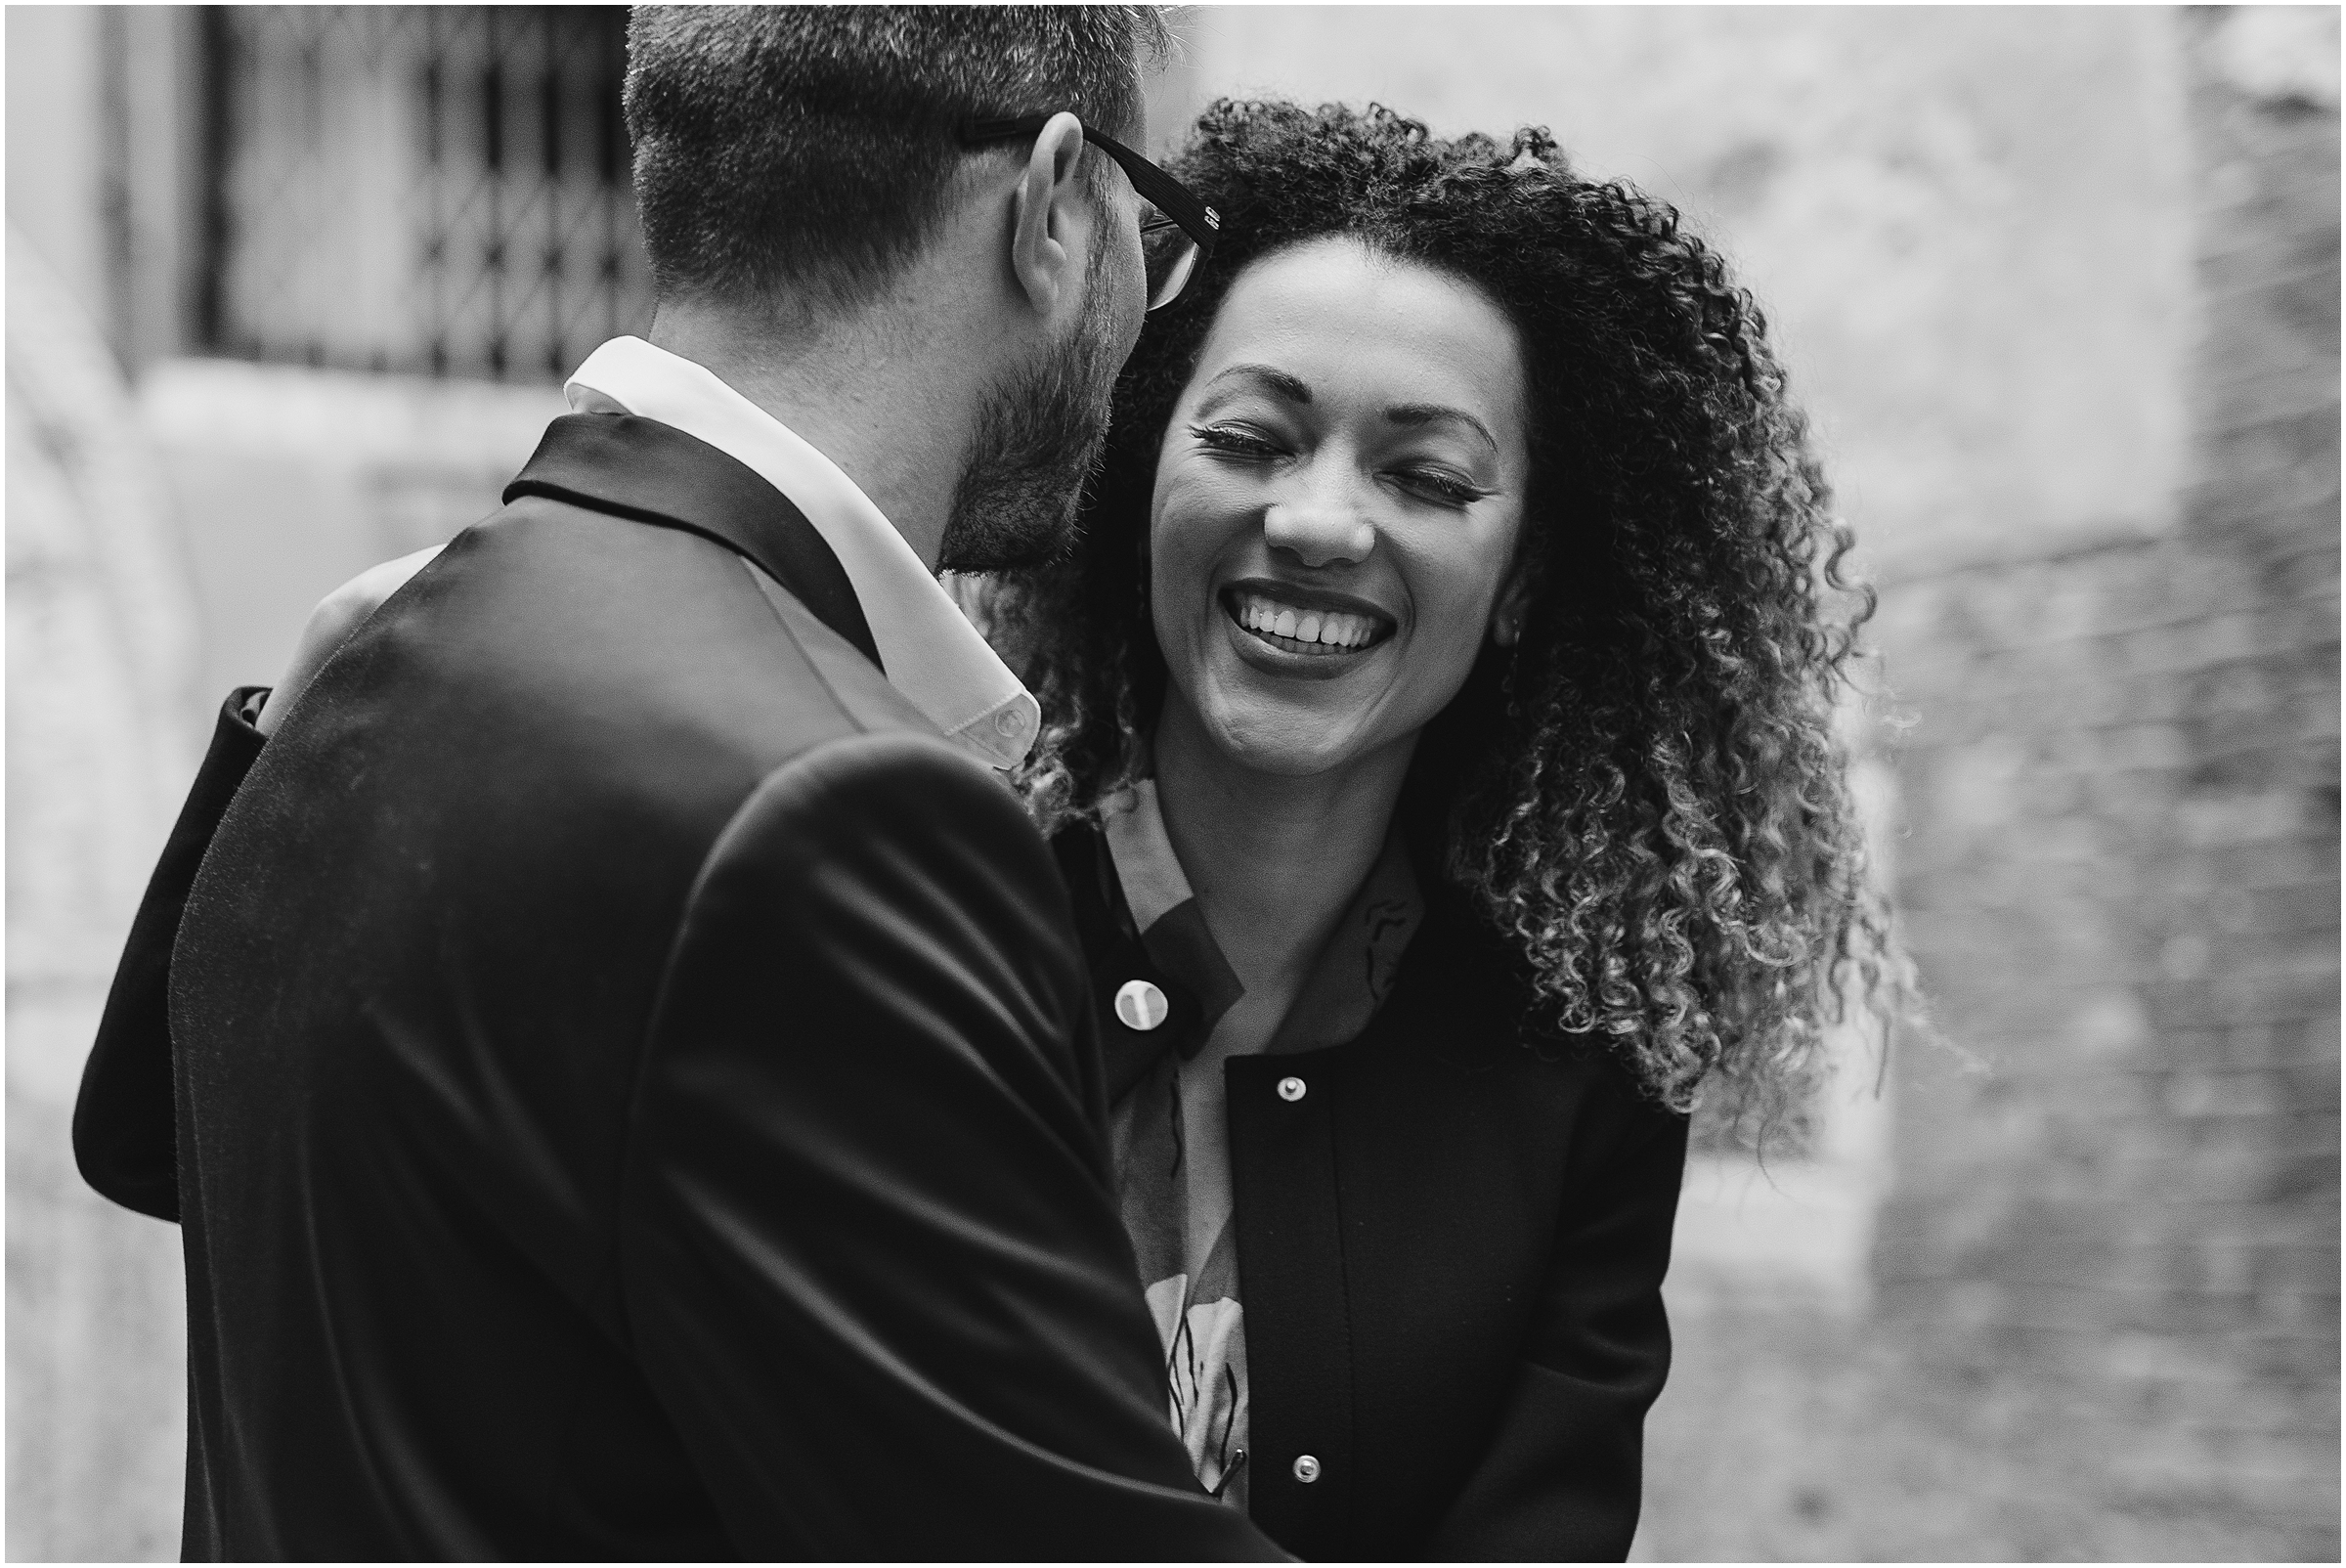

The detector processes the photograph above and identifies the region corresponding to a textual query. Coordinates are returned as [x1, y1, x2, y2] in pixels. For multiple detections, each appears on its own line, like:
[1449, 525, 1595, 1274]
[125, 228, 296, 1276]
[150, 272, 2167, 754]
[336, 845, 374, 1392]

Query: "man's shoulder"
[390, 494, 932, 770]
[220, 495, 948, 934]
[717, 728, 1039, 881]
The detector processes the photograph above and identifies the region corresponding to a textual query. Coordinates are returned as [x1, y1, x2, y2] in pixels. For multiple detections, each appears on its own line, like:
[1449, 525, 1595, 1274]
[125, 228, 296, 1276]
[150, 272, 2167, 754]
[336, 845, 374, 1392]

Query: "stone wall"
[6, 230, 198, 1562]
[1869, 6, 2339, 1551]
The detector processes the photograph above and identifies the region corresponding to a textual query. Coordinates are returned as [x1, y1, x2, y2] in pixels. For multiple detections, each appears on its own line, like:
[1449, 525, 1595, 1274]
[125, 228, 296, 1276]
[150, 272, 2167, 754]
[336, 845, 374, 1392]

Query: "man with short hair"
[73, 8, 1275, 1558]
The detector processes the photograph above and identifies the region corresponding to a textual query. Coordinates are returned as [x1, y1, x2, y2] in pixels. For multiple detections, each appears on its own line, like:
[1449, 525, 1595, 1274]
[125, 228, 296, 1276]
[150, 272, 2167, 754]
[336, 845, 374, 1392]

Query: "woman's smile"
[1219, 579, 1398, 679]
[1225, 586, 1391, 654]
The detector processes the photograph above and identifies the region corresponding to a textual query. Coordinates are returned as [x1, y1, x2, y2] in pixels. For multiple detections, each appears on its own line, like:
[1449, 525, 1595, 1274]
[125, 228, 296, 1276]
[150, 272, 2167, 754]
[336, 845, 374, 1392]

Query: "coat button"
[1292, 1454, 1322, 1483]
[1277, 1075, 1306, 1102]
[1113, 980, 1169, 1031]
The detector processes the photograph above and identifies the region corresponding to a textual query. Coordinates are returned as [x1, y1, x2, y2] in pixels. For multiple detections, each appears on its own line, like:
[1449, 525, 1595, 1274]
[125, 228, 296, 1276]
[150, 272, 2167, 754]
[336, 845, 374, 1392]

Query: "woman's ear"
[1006, 111, 1091, 319]
[1490, 566, 1534, 647]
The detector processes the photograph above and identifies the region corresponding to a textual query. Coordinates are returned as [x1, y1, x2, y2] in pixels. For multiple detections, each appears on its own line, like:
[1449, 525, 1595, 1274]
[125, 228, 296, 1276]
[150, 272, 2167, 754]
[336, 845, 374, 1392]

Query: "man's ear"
[1006, 110, 1092, 319]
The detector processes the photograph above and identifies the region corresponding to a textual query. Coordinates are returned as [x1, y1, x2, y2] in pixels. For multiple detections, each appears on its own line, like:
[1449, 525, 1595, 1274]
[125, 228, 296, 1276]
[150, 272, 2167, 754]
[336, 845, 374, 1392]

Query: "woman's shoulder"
[1400, 884, 1682, 1118]
[1397, 881, 1530, 1023]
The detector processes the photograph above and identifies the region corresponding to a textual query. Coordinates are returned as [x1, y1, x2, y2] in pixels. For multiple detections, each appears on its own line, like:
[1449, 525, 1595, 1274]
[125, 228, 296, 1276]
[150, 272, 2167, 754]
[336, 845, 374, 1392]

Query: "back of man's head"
[627, 5, 1161, 320]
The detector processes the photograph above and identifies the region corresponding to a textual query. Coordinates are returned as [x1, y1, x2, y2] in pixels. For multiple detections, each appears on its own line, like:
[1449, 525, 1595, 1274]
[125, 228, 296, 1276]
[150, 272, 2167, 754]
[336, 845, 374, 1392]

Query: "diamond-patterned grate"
[205, 6, 651, 383]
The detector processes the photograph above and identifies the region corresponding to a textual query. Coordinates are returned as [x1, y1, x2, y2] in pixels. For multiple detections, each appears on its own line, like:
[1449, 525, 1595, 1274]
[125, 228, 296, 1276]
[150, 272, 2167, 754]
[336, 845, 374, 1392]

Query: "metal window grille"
[202, 5, 652, 383]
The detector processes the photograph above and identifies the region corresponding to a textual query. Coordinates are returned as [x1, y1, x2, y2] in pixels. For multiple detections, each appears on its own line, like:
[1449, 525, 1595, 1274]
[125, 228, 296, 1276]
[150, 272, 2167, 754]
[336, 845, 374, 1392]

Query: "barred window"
[203, 6, 653, 382]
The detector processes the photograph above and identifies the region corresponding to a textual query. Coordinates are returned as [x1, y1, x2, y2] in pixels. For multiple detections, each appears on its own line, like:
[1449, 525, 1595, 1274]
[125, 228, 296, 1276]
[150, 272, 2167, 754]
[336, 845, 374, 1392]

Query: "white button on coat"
[1113, 979, 1169, 1031]
[1277, 1075, 1307, 1102]
[1292, 1454, 1322, 1484]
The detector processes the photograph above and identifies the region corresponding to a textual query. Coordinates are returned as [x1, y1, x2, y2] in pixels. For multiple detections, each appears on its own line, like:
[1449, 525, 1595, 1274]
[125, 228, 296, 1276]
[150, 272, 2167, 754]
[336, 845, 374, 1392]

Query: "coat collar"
[1057, 784, 1428, 1103]
[503, 412, 882, 672]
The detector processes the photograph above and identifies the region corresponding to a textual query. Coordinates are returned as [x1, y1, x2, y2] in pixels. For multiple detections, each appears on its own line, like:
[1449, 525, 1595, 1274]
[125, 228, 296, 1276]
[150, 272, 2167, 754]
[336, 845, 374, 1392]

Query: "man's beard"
[935, 246, 1123, 574]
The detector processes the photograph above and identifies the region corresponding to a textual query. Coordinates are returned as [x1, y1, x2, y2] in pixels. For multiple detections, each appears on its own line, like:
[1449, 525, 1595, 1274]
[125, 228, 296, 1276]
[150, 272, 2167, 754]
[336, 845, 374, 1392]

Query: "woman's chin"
[1190, 691, 1381, 780]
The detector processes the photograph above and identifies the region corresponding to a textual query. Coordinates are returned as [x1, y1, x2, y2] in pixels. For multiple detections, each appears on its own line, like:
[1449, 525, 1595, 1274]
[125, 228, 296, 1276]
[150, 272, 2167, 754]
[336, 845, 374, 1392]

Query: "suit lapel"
[504, 413, 883, 673]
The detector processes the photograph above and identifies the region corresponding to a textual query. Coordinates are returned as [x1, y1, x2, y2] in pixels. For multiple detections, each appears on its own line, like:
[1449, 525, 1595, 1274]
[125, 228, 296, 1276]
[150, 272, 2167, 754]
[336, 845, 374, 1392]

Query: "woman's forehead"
[1191, 240, 1527, 438]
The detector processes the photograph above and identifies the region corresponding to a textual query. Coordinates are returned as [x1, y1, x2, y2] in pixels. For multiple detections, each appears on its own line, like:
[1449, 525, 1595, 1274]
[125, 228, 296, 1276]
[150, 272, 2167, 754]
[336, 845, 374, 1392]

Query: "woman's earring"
[1493, 615, 1518, 648]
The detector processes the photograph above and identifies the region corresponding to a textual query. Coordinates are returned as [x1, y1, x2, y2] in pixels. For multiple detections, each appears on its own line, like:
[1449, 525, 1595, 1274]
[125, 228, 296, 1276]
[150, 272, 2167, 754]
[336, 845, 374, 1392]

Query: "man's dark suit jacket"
[1057, 828, 1689, 1562]
[74, 414, 1278, 1560]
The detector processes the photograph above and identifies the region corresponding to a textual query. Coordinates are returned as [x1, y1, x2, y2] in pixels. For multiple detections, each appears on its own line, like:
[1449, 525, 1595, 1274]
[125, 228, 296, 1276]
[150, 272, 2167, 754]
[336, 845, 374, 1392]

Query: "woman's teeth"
[1231, 591, 1385, 653]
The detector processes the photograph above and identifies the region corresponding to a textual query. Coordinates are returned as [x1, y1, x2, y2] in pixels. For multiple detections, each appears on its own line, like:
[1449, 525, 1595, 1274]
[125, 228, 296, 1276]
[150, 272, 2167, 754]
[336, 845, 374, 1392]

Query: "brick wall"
[1869, 8, 2338, 1548]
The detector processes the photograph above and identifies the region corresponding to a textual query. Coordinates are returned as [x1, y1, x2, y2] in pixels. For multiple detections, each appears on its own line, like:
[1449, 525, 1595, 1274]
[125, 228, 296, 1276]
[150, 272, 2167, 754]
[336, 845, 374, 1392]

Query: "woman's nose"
[1262, 476, 1376, 568]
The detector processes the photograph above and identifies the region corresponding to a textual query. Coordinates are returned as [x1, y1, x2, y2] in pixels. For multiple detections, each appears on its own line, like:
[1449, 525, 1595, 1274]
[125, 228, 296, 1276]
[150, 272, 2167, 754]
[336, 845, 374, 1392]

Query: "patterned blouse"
[1097, 781, 1424, 1513]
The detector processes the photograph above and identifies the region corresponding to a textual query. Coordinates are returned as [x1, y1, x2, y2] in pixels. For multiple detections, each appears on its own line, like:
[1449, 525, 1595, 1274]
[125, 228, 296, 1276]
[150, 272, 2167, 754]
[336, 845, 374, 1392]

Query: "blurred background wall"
[6, 6, 2335, 1560]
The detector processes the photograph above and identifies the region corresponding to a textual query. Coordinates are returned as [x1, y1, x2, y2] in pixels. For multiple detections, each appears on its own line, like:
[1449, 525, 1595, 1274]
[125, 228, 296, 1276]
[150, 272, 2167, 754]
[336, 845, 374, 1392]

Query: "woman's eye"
[1393, 467, 1488, 508]
[1189, 422, 1286, 458]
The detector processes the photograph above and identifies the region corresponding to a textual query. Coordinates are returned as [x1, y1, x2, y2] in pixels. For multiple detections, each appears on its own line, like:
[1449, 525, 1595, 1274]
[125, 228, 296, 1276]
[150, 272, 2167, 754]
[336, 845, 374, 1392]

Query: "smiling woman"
[977, 100, 1910, 1559]
[1150, 243, 1530, 777]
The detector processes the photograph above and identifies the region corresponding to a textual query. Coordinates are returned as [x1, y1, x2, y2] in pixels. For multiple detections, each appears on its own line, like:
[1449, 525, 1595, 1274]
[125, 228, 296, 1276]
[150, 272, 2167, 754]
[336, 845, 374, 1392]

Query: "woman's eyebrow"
[1199, 364, 1315, 405]
[1385, 403, 1499, 455]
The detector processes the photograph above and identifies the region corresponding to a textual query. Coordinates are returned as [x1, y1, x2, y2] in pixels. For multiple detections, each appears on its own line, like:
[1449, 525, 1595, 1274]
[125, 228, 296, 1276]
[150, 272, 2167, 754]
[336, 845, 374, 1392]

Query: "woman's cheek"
[1149, 500, 1214, 676]
[1150, 477, 1238, 617]
[1412, 550, 1507, 696]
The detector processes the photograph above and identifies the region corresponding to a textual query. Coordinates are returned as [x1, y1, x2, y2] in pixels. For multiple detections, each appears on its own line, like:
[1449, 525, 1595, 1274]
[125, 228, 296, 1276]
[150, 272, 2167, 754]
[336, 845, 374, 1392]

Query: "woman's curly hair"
[978, 100, 1908, 1122]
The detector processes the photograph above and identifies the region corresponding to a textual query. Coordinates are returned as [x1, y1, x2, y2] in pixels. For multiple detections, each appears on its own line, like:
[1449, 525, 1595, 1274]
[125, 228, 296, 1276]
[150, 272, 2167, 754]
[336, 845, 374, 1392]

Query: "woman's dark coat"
[1055, 825, 1690, 1562]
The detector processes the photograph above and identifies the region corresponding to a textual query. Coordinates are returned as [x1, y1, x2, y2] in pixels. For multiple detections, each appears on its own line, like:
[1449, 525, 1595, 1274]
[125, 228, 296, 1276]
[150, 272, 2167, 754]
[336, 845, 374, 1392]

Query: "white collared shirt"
[563, 336, 1040, 770]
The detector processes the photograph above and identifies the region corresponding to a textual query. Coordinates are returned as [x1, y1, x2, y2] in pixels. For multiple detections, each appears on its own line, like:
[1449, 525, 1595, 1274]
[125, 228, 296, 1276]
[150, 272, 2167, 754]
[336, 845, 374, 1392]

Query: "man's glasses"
[960, 115, 1221, 312]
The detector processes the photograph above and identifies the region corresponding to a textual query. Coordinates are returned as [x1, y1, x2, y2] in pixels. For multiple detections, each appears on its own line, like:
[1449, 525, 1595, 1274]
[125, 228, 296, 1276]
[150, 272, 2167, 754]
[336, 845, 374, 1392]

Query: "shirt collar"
[563, 336, 1039, 770]
[1099, 778, 1426, 1063]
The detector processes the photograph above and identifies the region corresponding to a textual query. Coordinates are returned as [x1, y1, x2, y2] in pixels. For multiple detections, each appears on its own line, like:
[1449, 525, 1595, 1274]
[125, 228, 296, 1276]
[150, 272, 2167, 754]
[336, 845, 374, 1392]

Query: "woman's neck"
[1151, 697, 1414, 997]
